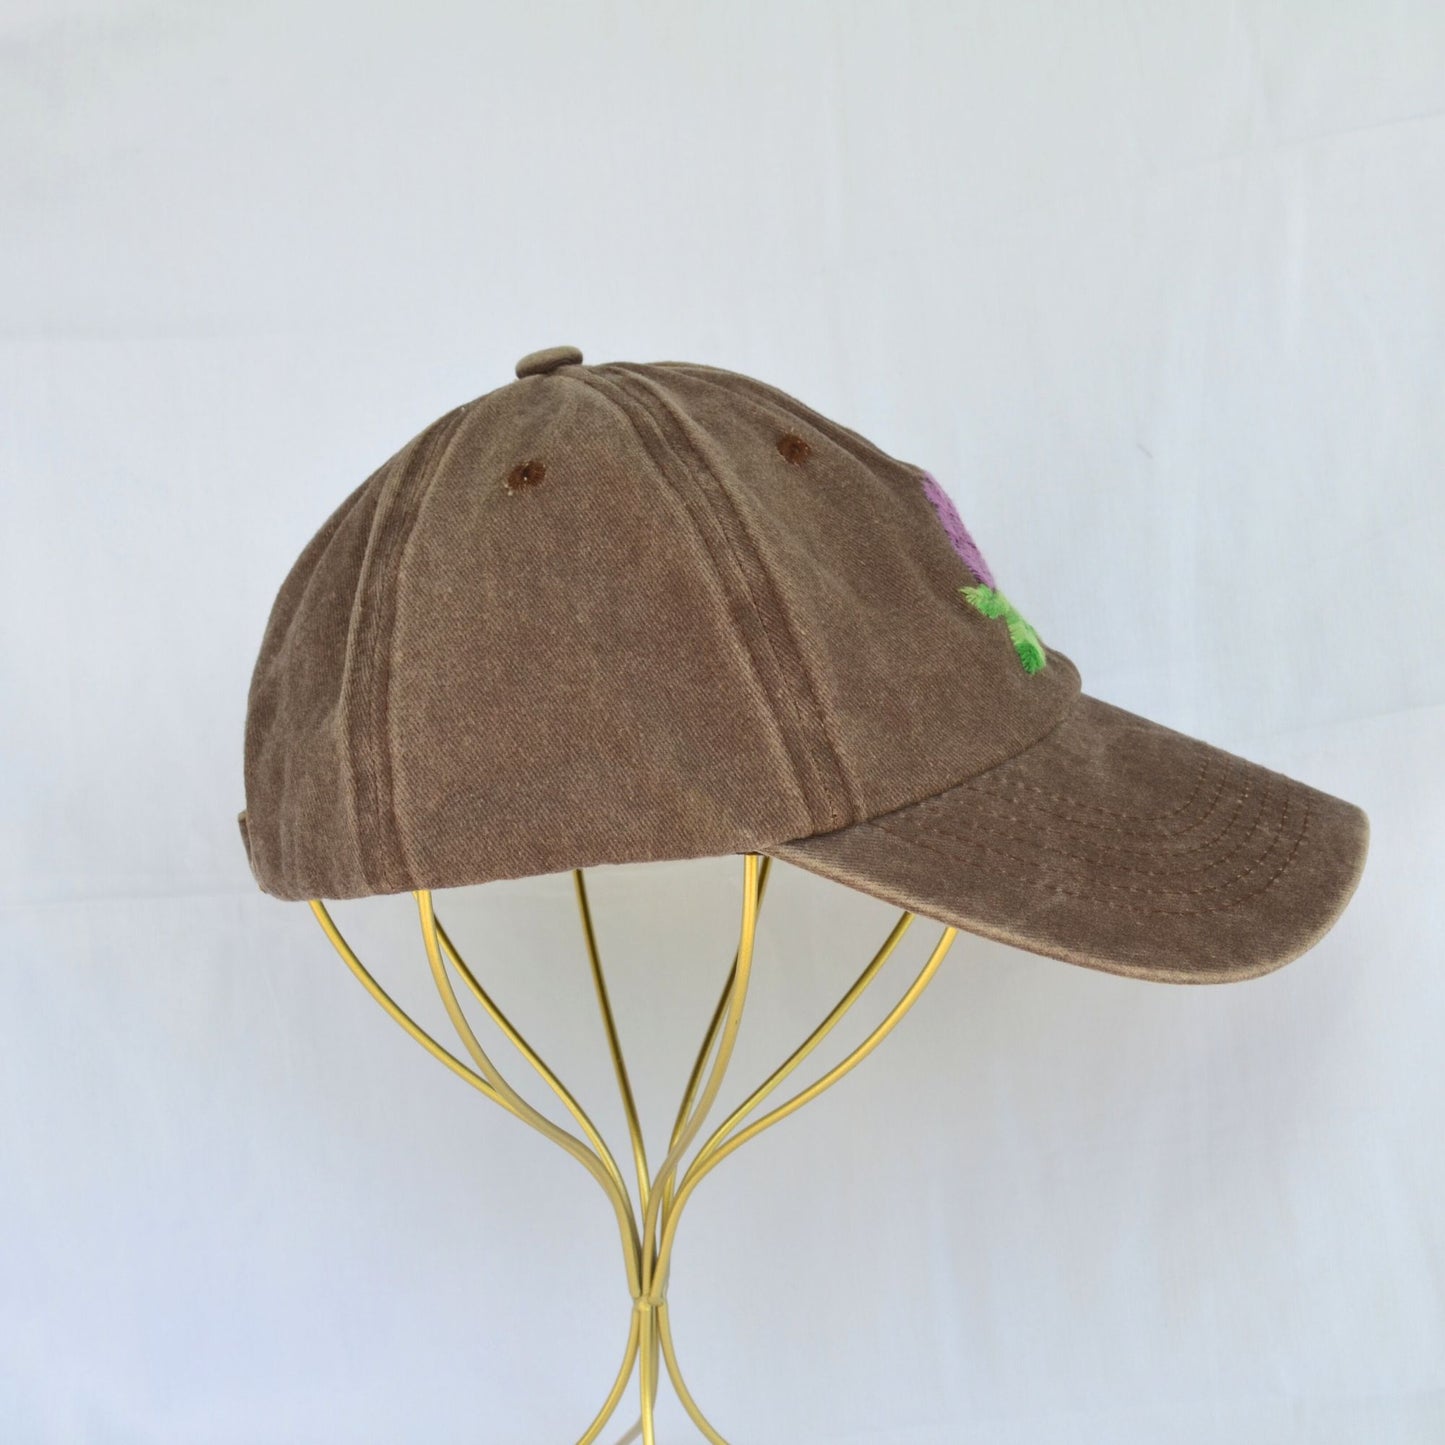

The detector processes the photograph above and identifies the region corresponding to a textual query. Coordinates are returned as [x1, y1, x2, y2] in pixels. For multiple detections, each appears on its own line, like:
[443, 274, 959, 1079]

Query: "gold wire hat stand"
[309, 854, 956, 1444]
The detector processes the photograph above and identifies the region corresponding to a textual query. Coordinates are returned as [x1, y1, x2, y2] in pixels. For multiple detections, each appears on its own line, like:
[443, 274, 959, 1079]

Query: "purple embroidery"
[920, 472, 995, 588]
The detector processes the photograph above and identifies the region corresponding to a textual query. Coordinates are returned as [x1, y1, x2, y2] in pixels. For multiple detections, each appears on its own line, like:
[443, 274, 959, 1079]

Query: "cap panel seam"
[604, 365, 854, 829]
[244, 475, 371, 896]
[619, 368, 852, 827]
[343, 402, 470, 894]
[383, 402, 478, 886]
[574, 369, 831, 829]
[336, 443, 427, 896]
[654, 363, 911, 479]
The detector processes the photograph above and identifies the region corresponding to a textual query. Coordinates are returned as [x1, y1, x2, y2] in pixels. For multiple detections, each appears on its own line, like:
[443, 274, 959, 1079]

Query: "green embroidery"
[960, 585, 1046, 674]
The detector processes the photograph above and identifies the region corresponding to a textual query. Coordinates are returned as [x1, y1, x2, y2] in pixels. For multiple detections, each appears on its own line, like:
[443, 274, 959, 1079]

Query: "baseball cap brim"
[770, 695, 1368, 984]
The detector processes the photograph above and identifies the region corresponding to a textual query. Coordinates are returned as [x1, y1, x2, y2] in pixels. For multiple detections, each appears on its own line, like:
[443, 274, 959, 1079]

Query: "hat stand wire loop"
[417, 892, 645, 1282]
[307, 854, 956, 1444]
[575, 867, 654, 1217]
[428, 909, 634, 1222]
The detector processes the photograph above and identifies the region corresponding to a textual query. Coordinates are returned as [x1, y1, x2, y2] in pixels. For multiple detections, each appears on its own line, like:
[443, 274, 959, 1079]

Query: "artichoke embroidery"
[959, 584, 1046, 675]
[919, 471, 1046, 675]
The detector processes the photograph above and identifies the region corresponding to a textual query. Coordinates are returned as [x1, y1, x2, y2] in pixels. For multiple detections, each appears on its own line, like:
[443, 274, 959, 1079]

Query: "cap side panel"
[382, 378, 817, 889]
[636, 364, 1081, 823]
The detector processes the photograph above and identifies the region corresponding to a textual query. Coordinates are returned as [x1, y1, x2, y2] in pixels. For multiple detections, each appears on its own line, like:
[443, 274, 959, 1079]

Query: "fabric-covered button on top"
[515, 346, 583, 378]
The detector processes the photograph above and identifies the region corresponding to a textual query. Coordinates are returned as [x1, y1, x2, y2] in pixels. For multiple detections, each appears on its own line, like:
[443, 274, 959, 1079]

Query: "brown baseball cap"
[240, 346, 1368, 984]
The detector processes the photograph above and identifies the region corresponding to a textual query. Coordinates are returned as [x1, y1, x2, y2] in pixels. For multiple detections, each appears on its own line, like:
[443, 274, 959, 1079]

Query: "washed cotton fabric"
[242, 352, 1366, 983]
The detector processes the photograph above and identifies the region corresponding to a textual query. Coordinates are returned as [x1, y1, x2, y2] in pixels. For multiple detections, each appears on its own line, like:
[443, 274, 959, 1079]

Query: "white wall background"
[3, 3, 1442, 1442]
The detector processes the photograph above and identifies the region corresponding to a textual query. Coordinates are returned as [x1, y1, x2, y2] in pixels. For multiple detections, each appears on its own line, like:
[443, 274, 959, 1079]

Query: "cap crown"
[242, 358, 1080, 899]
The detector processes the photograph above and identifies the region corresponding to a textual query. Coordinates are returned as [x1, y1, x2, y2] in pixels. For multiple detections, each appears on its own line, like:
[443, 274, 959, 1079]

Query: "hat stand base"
[309, 855, 956, 1444]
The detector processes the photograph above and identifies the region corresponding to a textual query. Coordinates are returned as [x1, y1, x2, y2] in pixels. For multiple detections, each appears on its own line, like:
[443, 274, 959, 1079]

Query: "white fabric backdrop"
[2, 3, 1442, 1441]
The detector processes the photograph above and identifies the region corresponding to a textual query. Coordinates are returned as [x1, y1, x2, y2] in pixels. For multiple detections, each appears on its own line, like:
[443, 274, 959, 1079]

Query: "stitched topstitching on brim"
[863, 783, 1312, 918]
[916, 767, 1272, 880]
